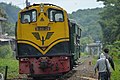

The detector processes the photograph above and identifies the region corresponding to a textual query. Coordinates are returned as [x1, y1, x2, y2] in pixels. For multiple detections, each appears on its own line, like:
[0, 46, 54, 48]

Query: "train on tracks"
[15, 3, 81, 79]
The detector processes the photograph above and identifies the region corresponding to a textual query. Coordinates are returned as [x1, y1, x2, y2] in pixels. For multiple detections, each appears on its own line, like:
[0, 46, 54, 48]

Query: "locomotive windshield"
[21, 9, 37, 23]
[48, 9, 64, 22]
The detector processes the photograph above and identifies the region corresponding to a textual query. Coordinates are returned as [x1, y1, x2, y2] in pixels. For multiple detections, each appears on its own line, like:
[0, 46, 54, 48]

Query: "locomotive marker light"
[40, 3, 44, 12]
[20, 58, 29, 62]
[59, 56, 68, 61]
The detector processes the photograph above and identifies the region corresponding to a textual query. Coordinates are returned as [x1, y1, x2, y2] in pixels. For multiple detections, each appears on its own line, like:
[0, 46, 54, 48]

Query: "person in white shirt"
[94, 53, 111, 80]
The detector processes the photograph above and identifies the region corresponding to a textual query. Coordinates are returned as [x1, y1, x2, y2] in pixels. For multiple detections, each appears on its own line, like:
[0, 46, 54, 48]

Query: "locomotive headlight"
[40, 3, 44, 12]
[59, 56, 68, 61]
[40, 8, 44, 12]
[20, 58, 29, 62]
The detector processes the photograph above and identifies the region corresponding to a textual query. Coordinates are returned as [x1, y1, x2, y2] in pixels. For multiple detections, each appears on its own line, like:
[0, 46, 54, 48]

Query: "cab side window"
[21, 10, 37, 23]
[32, 11, 36, 22]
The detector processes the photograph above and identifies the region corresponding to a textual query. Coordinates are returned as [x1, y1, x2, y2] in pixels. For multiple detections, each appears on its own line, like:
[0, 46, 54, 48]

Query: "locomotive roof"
[69, 19, 80, 26]
[69, 19, 81, 30]
[69, 19, 77, 24]
[21, 3, 64, 11]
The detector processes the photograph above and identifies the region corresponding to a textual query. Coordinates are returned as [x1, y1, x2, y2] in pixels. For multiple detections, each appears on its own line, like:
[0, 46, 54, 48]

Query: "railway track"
[56, 56, 97, 80]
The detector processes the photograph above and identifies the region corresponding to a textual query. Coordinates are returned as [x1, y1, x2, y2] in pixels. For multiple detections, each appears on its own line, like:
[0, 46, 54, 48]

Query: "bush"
[0, 58, 19, 79]
[111, 59, 120, 80]
[117, 53, 120, 59]
[0, 45, 13, 58]
[105, 40, 120, 59]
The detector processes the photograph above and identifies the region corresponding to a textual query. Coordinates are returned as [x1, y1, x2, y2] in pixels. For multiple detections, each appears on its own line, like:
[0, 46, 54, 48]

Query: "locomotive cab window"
[48, 9, 64, 22]
[21, 10, 37, 23]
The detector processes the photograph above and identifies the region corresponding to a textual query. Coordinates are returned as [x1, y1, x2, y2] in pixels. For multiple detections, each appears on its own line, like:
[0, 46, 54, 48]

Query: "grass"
[111, 59, 120, 80]
[0, 58, 19, 79]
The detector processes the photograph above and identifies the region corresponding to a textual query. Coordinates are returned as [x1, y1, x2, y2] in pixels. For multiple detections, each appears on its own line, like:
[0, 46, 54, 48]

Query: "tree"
[97, 0, 120, 44]
[80, 36, 94, 52]
[69, 8, 103, 41]
[0, 5, 15, 36]
[0, 8, 7, 18]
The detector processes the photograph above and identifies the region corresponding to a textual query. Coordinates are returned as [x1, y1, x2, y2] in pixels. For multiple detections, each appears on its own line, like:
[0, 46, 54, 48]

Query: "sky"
[0, 0, 103, 13]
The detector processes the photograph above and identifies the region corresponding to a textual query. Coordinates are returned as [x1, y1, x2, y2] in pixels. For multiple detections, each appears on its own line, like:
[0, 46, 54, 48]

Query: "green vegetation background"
[0, 45, 18, 79]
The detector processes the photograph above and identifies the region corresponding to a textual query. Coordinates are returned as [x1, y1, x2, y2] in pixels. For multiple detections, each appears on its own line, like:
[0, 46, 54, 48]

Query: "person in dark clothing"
[103, 48, 115, 80]
[103, 48, 115, 71]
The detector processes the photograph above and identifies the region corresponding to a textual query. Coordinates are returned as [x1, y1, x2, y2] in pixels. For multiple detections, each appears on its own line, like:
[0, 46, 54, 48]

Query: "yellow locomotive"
[16, 3, 81, 79]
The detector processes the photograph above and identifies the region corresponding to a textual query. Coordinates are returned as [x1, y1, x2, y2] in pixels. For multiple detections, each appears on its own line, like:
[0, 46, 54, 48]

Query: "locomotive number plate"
[35, 26, 51, 31]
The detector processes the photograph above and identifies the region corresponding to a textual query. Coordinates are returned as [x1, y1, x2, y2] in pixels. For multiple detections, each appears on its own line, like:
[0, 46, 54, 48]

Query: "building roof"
[0, 17, 7, 21]
[0, 38, 12, 41]
[87, 43, 101, 47]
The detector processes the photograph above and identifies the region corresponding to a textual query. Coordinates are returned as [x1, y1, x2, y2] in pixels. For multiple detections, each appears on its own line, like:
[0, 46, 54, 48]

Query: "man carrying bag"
[94, 53, 111, 80]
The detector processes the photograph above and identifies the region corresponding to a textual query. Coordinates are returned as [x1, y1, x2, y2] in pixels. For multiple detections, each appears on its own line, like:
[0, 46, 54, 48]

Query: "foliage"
[0, 2, 21, 23]
[97, 0, 120, 44]
[0, 45, 13, 58]
[80, 36, 94, 46]
[0, 58, 19, 79]
[80, 36, 94, 52]
[0, 2, 19, 36]
[69, 8, 103, 41]
[111, 59, 120, 80]
[2, 22, 15, 36]
[104, 41, 120, 59]
[0, 8, 7, 18]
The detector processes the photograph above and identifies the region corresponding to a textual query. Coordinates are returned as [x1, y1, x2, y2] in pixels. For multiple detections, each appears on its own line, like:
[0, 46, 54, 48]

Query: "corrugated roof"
[0, 17, 7, 21]
[0, 38, 11, 41]
[87, 43, 101, 47]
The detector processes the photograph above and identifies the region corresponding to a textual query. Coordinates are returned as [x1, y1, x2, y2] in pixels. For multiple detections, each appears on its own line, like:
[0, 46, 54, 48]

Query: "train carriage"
[15, 3, 81, 79]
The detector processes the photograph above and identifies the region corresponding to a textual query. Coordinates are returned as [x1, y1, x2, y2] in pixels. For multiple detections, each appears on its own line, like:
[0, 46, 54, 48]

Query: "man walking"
[103, 48, 115, 71]
[103, 48, 115, 79]
[94, 53, 111, 80]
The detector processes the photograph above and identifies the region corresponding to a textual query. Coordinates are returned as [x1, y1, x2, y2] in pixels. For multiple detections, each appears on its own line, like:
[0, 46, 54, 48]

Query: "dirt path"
[66, 56, 98, 80]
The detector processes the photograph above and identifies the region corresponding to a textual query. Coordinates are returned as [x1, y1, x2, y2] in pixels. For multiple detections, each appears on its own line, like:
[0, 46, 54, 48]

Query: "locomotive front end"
[16, 3, 71, 78]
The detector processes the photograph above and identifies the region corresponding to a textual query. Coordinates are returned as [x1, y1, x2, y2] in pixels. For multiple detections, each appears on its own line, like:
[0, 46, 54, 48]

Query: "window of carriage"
[48, 9, 64, 22]
[21, 10, 37, 23]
